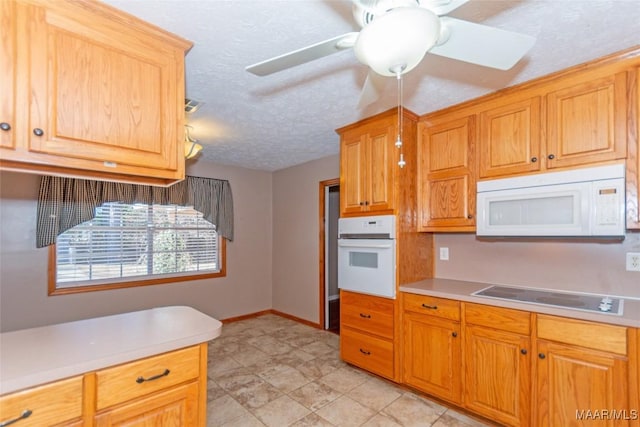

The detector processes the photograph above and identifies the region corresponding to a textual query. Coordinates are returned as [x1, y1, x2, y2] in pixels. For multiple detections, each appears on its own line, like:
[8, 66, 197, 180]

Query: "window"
[50, 202, 225, 295]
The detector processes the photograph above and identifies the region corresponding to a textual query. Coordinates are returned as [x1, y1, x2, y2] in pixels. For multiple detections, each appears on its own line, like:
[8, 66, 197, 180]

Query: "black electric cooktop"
[472, 285, 623, 316]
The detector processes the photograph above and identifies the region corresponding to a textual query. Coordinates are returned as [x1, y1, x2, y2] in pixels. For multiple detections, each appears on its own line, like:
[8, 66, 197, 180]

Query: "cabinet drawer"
[340, 327, 394, 379]
[341, 291, 394, 339]
[96, 345, 201, 410]
[0, 375, 83, 426]
[464, 302, 531, 335]
[537, 315, 627, 355]
[403, 293, 460, 321]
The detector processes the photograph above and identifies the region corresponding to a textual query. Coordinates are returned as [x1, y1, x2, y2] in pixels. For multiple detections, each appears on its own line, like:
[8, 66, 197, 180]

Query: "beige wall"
[0, 160, 274, 332]
[434, 233, 640, 298]
[272, 155, 340, 325]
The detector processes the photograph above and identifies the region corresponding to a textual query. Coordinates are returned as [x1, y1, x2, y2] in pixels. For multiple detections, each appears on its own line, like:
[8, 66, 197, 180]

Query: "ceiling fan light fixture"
[353, 7, 440, 77]
[184, 125, 203, 159]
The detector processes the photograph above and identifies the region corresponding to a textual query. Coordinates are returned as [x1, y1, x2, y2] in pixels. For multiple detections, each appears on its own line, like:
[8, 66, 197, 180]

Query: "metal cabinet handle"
[467, 214, 473, 219]
[32, 128, 44, 137]
[521, 349, 528, 355]
[364, 201, 369, 206]
[421, 304, 437, 310]
[136, 368, 170, 384]
[538, 353, 546, 359]
[359, 349, 371, 356]
[0, 122, 10, 131]
[359, 313, 371, 319]
[531, 157, 537, 163]
[452, 332, 458, 338]
[0, 409, 32, 427]
[547, 154, 555, 160]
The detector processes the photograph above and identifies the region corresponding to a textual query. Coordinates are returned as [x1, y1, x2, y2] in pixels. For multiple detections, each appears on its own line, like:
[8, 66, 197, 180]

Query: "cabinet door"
[366, 124, 395, 213]
[340, 133, 366, 215]
[95, 381, 199, 427]
[23, 2, 182, 176]
[417, 116, 475, 231]
[402, 312, 462, 403]
[478, 97, 541, 178]
[546, 72, 627, 169]
[464, 325, 531, 427]
[627, 67, 640, 229]
[536, 340, 630, 427]
[0, 0, 16, 149]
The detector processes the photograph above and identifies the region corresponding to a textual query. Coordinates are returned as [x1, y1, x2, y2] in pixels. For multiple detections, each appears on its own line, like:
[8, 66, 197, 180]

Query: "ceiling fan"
[246, 0, 536, 106]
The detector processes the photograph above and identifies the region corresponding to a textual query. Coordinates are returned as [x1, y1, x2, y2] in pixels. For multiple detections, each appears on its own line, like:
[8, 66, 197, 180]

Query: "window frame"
[47, 213, 227, 296]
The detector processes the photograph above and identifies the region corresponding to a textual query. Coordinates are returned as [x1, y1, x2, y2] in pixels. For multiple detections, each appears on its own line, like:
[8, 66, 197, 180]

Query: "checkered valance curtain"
[36, 176, 234, 248]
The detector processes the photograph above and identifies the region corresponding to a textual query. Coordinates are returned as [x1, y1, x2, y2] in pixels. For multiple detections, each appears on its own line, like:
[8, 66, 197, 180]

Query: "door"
[319, 178, 340, 332]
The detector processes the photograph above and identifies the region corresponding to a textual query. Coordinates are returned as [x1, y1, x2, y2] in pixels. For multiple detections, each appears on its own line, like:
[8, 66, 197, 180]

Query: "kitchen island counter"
[0, 306, 222, 395]
[401, 278, 640, 328]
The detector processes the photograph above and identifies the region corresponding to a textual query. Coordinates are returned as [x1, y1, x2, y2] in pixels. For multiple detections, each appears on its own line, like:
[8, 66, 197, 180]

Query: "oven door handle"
[338, 241, 393, 249]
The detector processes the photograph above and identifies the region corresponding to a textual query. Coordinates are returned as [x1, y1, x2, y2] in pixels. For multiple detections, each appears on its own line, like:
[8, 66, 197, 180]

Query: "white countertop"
[0, 306, 222, 395]
[400, 278, 640, 328]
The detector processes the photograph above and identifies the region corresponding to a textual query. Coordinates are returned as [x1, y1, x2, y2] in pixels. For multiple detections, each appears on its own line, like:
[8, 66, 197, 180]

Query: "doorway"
[319, 178, 340, 333]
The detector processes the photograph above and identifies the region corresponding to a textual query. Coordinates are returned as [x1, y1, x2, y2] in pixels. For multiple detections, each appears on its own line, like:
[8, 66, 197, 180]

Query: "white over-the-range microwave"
[476, 164, 626, 238]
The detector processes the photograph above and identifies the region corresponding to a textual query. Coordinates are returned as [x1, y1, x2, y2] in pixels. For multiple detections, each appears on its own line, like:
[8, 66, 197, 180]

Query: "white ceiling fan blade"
[357, 71, 388, 108]
[246, 33, 358, 76]
[428, 17, 536, 70]
[420, 0, 469, 16]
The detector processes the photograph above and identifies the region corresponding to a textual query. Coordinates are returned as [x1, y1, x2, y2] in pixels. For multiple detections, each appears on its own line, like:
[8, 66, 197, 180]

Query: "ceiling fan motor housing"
[352, 0, 421, 28]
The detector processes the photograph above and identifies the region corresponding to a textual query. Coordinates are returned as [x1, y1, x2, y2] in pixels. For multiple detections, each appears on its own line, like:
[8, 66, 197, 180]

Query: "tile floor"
[206, 314, 495, 427]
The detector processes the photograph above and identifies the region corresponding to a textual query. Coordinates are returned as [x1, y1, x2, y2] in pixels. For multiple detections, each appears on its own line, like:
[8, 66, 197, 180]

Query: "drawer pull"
[136, 368, 170, 384]
[359, 348, 371, 356]
[0, 409, 32, 427]
[421, 304, 437, 310]
[0, 122, 11, 131]
[359, 313, 371, 319]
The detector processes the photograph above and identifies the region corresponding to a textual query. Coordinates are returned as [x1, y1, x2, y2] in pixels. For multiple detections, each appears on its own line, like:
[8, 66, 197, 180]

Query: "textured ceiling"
[104, 0, 640, 172]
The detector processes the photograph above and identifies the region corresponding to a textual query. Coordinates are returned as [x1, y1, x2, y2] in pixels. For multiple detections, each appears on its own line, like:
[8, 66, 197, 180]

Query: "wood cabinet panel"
[340, 134, 366, 214]
[546, 72, 627, 169]
[0, 376, 83, 427]
[417, 115, 475, 231]
[340, 327, 394, 380]
[536, 339, 630, 427]
[96, 346, 200, 410]
[402, 293, 460, 321]
[341, 290, 394, 339]
[464, 325, 531, 427]
[478, 96, 541, 178]
[402, 311, 462, 403]
[1, 0, 191, 186]
[0, 0, 15, 150]
[537, 315, 627, 355]
[628, 67, 640, 229]
[464, 303, 531, 335]
[95, 381, 199, 427]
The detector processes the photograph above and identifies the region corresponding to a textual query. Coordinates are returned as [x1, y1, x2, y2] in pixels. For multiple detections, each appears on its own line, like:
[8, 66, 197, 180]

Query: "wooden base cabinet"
[340, 290, 396, 380]
[463, 304, 532, 427]
[0, 344, 208, 427]
[402, 294, 462, 404]
[535, 315, 634, 427]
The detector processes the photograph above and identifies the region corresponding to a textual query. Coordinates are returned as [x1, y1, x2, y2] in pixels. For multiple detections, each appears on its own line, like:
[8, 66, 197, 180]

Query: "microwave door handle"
[338, 241, 392, 249]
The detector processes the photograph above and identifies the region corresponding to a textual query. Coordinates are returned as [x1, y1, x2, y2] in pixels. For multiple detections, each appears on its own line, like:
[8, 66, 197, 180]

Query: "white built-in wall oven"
[337, 215, 396, 299]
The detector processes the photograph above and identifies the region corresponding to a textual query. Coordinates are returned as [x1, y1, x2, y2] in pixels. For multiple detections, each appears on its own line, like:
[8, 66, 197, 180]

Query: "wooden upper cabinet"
[339, 114, 397, 216]
[0, 0, 16, 150]
[1, 0, 192, 186]
[478, 96, 541, 178]
[546, 71, 628, 169]
[417, 115, 475, 231]
[627, 67, 640, 229]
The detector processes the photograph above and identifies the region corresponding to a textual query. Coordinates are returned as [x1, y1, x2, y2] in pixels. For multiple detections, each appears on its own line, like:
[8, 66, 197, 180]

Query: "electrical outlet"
[626, 252, 640, 272]
[440, 247, 449, 261]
